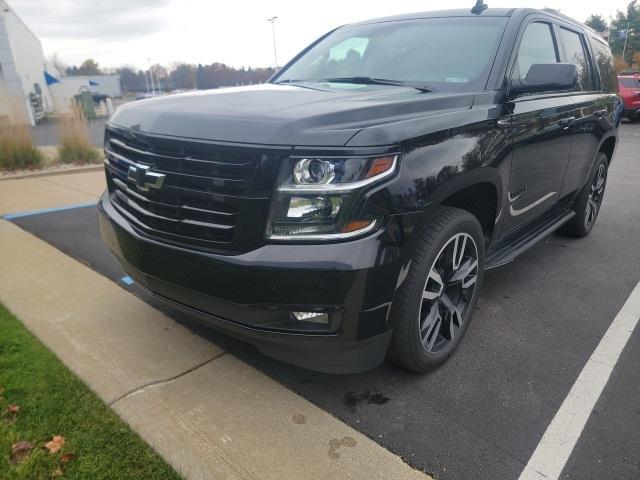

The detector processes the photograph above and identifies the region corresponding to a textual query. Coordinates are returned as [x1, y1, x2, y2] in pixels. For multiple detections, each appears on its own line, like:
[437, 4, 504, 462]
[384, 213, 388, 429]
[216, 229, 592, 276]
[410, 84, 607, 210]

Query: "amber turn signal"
[341, 220, 374, 233]
[365, 156, 396, 179]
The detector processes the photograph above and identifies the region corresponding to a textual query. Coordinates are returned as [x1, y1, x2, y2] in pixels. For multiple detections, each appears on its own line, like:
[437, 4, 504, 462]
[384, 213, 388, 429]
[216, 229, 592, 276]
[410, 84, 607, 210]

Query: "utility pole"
[267, 16, 279, 69]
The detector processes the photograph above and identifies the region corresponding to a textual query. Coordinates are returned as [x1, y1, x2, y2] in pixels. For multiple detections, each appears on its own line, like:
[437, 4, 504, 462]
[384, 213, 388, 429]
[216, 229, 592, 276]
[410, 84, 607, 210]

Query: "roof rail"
[541, 8, 592, 31]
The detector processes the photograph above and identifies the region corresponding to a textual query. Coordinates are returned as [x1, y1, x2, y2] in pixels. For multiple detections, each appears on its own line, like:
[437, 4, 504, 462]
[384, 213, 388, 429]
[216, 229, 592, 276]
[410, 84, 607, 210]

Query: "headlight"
[281, 155, 397, 193]
[267, 154, 398, 240]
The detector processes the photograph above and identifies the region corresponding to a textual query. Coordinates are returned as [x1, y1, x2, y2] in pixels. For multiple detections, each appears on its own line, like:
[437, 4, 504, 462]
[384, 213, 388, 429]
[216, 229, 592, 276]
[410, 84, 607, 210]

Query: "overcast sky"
[7, 0, 631, 71]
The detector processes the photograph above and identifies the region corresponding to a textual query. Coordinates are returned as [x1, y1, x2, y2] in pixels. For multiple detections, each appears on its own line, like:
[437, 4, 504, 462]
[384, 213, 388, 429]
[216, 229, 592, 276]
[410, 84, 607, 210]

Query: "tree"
[169, 63, 197, 90]
[585, 14, 608, 32]
[614, 55, 629, 73]
[609, 1, 640, 65]
[48, 53, 66, 75]
[116, 67, 147, 92]
[66, 59, 102, 76]
[150, 64, 169, 91]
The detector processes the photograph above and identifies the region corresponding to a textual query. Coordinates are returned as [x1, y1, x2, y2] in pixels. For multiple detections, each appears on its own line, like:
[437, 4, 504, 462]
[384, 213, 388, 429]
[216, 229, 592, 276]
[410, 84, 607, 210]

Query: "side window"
[514, 22, 558, 81]
[558, 28, 592, 91]
[590, 38, 618, 93]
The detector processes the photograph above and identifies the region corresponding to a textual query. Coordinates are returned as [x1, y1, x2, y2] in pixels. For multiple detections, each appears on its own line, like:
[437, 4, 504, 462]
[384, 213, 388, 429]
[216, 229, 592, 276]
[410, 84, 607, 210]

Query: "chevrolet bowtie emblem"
[127, 164, 165, 192]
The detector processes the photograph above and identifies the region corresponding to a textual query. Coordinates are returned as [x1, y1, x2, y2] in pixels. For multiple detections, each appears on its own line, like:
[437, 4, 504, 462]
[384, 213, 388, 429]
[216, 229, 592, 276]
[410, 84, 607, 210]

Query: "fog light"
[292, 311, 329, 324]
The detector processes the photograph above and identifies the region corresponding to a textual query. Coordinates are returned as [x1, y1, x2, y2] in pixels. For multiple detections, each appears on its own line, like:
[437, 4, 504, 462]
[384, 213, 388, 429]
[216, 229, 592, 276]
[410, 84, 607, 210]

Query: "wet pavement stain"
[328, 436, 357, 459]
[343, 389, 390, 413]
[292, 413, 307, 425]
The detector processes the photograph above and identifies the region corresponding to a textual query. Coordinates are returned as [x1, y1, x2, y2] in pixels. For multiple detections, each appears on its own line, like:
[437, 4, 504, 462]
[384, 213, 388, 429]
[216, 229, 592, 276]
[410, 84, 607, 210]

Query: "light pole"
[147, 58, 156, 94]
[622, 20, 631, 63]
[267, 16, 279, 69]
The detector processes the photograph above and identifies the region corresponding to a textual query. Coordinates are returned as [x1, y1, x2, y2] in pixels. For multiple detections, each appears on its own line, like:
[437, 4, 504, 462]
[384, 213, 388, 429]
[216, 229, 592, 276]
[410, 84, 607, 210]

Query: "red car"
[618, 73, 640, 121]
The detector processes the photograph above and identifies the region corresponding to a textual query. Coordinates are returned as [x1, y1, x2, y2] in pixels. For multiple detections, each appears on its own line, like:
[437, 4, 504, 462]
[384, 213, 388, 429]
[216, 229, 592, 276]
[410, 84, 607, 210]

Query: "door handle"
[558, 117, 576, 129]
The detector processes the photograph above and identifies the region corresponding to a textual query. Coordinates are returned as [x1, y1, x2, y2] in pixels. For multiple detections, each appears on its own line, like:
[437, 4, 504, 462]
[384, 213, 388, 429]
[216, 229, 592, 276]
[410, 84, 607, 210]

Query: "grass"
[56, 108, 100, 165]
[0, 90, 43, 171]
[0, 123, 44, 171]
[0, 304, 182, 480]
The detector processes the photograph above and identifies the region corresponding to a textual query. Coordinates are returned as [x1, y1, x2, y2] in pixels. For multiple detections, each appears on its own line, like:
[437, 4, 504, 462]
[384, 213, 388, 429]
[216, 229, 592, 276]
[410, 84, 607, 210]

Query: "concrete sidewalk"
[0, 170, 105, 216]
[0, 173, 431, 480]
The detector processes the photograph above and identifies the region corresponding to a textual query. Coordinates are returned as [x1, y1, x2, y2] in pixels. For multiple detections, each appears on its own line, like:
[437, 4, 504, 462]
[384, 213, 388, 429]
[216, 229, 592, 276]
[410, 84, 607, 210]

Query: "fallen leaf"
[45, 436, 65, 454]
[6, 404, 20, 415]
[60, 453, 76, 463]
[10, 441, 33, 464]
[52, 467, 64, 477]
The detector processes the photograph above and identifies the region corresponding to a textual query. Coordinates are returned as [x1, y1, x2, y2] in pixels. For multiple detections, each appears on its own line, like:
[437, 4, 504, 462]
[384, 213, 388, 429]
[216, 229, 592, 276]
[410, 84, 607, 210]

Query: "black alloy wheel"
[560, 152, 609, 238]
[584, 162, 607, 230]
[388, 207, 485, 372]
[419, 233, 479, 353]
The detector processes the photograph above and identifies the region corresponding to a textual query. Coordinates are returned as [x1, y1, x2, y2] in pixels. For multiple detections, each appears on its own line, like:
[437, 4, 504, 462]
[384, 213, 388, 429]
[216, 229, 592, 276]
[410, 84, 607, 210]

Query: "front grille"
[104, 126, 285, 254]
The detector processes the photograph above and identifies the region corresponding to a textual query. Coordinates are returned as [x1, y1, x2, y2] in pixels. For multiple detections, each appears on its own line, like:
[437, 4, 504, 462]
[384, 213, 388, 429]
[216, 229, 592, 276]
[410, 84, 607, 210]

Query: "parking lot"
[8, 121, 640, 480]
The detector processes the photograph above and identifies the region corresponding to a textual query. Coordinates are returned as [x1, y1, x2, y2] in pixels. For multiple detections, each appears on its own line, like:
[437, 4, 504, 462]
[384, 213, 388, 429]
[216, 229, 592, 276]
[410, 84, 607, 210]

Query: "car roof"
[349, 8, 586, 31]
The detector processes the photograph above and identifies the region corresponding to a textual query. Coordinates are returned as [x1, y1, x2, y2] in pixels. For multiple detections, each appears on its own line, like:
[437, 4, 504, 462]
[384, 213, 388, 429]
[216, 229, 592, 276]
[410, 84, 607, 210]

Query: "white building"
[51, 74, 121, 114]
[0, 0, 55, 125]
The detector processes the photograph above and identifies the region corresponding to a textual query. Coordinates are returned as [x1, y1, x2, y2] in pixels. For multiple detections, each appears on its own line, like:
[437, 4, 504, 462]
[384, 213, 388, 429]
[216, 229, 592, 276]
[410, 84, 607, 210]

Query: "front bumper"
[98, 192, 406, 373]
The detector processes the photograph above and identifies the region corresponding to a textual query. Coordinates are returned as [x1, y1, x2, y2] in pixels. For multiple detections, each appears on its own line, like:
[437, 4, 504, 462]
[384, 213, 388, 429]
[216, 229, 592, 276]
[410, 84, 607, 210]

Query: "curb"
[0, 220, 433, 480]
[0, 164, 104, 181]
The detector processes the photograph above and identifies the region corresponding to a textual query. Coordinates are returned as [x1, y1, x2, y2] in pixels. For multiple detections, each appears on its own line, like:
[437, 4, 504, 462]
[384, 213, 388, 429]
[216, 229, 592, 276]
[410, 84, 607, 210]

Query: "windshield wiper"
[272, 79, 331, 92]
[273, 79, 308, 84]
[320, 77, 433, 92]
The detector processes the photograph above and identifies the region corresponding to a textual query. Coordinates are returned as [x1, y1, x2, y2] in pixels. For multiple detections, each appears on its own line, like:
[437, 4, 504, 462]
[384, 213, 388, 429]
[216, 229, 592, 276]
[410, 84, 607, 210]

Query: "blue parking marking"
[2, 201, 97, 220]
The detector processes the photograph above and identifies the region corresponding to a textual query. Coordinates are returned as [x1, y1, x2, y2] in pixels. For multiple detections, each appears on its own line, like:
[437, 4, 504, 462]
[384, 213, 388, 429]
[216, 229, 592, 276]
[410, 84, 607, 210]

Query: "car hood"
[109, 83, 477, 147]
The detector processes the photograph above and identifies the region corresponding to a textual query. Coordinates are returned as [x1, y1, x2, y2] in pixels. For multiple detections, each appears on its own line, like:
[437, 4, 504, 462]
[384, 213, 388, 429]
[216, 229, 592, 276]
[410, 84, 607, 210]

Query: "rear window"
[558, 27, 592, 91]
[590, 37, 618, 93]
[619, 77, 640, 88]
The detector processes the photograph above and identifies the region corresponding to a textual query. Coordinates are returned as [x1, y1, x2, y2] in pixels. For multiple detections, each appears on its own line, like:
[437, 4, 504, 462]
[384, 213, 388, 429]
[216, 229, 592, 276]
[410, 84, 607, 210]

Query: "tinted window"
[558, 28, 592, 91]
[619, 77, 640, 88]
[276, 17, 508, 92]
[514, 22, 558, 81]
[591, 37, 618, 93]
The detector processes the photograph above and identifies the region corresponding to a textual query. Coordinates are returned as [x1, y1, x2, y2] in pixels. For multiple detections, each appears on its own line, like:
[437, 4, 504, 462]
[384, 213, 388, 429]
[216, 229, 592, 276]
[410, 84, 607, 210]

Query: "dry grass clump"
[57, 106, 100, 165]
[0, 92, 43, 171]
[0, 122, 44, 171]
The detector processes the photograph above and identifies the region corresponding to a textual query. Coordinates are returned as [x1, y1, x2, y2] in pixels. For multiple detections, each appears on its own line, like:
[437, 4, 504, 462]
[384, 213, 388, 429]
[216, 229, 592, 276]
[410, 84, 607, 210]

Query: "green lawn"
[0, 304, 182, 480]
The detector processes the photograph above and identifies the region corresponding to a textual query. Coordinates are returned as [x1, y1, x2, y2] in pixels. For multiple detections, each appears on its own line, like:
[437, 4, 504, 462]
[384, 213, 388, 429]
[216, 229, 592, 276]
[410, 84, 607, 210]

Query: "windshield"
[274, 17, 508, 92]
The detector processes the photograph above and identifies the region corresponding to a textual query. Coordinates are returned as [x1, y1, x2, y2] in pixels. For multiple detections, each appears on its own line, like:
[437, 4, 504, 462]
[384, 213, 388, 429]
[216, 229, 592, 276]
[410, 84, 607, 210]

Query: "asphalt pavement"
[10, 121, 640, 480]
[31, 118, 106, 147]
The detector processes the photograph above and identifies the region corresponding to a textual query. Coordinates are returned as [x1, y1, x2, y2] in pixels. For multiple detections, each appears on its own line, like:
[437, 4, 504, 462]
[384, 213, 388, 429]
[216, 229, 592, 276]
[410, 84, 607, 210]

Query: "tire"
[559, 152, 609, 238]
[388, 207, 485, 373]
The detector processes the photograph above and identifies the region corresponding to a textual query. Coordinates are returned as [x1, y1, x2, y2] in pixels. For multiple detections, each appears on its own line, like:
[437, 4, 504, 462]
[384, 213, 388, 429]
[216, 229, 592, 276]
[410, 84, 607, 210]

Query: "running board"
[485, 210, 576, 270]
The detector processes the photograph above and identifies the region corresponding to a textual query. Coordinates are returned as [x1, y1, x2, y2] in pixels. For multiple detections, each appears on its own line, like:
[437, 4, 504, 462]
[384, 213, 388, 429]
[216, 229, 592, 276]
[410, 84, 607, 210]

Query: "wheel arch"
[431, 169, 503, 246]
[598, 135, 617, 164]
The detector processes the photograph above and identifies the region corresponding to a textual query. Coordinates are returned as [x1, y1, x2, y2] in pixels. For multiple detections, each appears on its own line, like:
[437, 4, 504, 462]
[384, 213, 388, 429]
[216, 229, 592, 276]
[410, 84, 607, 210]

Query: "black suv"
[99, 6, 622, 373]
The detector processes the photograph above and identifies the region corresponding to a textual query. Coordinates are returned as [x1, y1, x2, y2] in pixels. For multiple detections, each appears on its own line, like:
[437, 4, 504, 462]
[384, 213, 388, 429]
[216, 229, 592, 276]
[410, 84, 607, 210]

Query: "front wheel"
[560, 152, 609, 238]
[388, 207, 485, 373]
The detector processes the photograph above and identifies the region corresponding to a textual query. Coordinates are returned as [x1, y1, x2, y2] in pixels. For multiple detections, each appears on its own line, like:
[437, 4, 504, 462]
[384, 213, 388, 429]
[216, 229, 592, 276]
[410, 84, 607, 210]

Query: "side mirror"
[511, 63, 578, 96]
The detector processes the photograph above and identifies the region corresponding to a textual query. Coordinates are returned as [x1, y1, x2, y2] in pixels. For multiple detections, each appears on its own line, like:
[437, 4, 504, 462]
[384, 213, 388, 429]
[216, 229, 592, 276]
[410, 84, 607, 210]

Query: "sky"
[7, 0, 632, 71]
